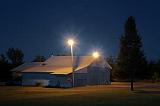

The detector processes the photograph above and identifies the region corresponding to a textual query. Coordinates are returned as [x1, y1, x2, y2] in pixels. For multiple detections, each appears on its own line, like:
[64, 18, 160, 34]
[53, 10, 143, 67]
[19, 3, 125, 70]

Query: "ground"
[0, 82, 160, 106]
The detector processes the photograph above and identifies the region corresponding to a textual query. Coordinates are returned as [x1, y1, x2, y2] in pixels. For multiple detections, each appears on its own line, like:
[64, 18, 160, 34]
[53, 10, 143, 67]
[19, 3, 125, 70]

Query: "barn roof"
[11, 62, 43, 72]
[12, 56, 111, 74]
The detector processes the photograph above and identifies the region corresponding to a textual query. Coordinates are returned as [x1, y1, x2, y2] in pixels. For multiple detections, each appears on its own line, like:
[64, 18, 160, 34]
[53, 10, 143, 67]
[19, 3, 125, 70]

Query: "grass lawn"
[0, 82, 160, 106]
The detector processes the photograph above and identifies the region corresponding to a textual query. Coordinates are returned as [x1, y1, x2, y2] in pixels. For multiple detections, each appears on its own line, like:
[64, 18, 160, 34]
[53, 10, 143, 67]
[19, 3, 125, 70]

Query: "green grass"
[0, 82, 160, 106]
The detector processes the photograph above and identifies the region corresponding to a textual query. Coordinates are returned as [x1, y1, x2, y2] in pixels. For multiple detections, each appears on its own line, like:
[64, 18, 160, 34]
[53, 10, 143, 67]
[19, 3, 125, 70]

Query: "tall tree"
[33, 55, 46, 62]
[6, 48, 24, 65]
[117, 16, 147, 91]
[0, 54, 10, 81]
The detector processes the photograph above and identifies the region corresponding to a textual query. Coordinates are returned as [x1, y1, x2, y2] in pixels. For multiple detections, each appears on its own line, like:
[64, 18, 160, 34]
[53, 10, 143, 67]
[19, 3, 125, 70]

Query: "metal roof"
[12, 56, 111, 74]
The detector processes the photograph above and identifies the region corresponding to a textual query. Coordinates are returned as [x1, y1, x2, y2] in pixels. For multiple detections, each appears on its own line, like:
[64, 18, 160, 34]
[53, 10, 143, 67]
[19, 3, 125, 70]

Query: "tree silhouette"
[6, 48, 24, 66]
[0, 54, 10, 81]
[33, 55, 46, 62]
[0, 54, 8, 64]
[117, 16, 147, 91]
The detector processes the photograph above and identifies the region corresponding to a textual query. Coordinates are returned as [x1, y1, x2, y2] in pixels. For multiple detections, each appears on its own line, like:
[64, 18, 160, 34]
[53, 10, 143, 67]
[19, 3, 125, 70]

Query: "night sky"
[0, 0, 160, 61]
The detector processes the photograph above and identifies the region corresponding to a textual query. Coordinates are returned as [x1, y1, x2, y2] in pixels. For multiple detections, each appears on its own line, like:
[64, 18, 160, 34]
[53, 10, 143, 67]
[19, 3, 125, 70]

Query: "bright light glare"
[67, 39, 74, 46]
[92, 51, 100, 58]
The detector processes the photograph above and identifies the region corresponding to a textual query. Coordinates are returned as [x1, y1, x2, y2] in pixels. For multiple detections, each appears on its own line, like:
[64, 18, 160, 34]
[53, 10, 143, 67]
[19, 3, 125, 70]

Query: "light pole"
[67, 39, 75, 87]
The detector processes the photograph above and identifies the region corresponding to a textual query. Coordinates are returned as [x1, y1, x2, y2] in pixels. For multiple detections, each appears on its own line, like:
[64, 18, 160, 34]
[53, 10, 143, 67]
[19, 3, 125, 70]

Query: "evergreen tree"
[117, 16, 147, 90]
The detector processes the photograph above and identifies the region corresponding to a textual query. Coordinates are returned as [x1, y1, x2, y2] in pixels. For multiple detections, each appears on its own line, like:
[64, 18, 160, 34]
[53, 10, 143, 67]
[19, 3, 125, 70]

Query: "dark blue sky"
[0, 0, 160, 61]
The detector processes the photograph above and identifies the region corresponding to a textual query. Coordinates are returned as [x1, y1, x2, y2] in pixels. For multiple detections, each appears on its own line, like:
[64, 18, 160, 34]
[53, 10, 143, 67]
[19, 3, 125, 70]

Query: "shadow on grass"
[134, 90, 160, 94]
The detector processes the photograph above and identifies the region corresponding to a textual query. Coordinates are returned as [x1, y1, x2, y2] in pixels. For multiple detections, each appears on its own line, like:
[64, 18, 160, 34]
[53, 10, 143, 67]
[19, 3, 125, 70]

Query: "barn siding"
[74, 66, 110, 86]
[21, 64, 110, 87]
[50, 75, 72, 87]
[74, 73, 87, 86]
[87, 67, 110, 85]
[22, 73, 56, 86]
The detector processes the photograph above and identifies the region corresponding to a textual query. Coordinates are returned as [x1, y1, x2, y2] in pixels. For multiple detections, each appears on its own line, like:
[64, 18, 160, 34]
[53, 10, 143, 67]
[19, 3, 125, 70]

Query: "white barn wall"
[74, 73, 87, 86]
[21, 66, 110, 87]
[50, 75, 72, 87]
[22, 73, 72, 87]
[73, 67, 87, 87]
[22, 73, 56, 86]
[22, 79, 49, 86]
[87, 66, 110, 85]
[73, 66, 110, 86]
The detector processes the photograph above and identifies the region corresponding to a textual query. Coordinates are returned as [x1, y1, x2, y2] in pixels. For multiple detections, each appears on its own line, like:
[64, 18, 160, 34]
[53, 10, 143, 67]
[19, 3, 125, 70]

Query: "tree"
[56, 53, 70, 56]
[0, 54, 8, 64]
[6, 48, 24, 65]
[33, 55, 46, 62]
[0, 54, 10, 81]
[117, 16, 147, 91]
[157, 60, 160, 74]
[149, 60, 160, 82]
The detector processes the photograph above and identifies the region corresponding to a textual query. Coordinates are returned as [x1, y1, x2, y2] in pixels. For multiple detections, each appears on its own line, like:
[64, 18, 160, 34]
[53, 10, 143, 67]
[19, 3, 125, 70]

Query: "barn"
[12, 56, 111, 87]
